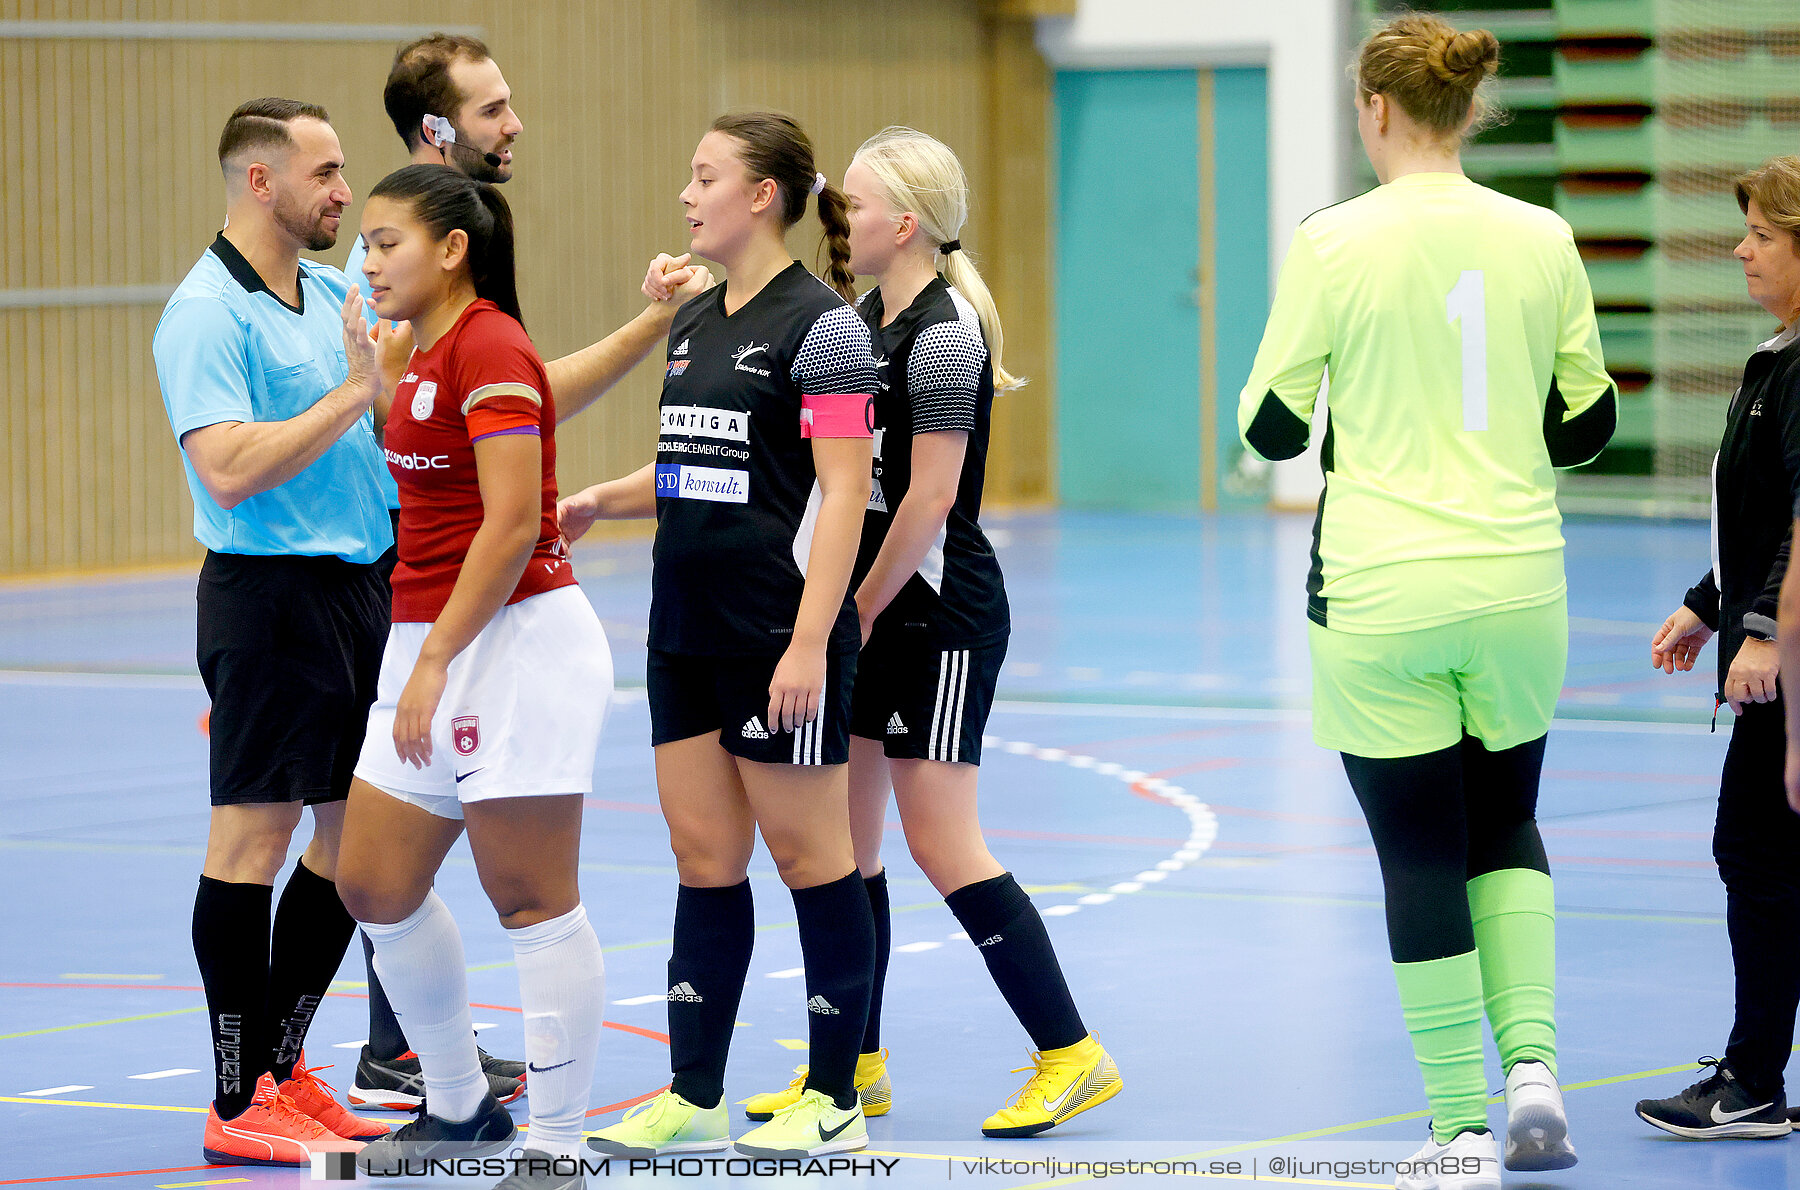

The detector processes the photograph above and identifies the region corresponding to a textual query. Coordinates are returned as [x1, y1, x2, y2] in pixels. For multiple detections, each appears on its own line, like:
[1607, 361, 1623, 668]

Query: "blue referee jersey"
[153, 233, 393, 564]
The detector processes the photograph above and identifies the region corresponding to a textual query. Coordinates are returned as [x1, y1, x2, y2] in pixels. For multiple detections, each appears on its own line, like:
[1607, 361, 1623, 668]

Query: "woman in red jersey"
[335, 164, 611, 1190]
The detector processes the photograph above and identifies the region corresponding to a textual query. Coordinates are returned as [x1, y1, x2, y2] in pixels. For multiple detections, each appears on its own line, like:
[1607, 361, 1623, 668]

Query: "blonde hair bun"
[1357, 13, 1506, 138]
[1429, 29, 1501, 85]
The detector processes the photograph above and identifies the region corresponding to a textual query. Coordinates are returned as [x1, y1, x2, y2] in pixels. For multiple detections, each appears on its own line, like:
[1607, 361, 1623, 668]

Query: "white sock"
[508, 903, 605, 1161]
[360, 890, 488, 1123]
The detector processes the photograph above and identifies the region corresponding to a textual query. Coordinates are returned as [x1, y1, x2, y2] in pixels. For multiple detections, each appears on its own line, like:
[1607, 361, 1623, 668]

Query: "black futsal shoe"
[480, 1044, 528, 1084]
[356, 1092, 518, 1173]
[1635, 1058, 1793, 1139]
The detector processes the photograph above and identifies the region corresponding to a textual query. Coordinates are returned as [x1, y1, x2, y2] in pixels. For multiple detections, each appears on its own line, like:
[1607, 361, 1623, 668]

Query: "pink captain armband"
[799, 392, 874, 439]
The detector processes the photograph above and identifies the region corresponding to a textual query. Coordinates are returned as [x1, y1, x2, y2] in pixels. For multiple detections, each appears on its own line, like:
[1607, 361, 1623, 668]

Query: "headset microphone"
[424, 115, 505, 169]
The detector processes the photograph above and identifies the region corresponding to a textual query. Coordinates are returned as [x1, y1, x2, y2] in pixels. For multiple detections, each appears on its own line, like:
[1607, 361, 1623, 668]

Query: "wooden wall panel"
[0, 0, 1054, 574]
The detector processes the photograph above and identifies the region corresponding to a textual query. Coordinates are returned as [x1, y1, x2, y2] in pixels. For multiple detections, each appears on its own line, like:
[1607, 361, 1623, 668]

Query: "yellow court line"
[0, 1006, 206, 1041]
[0, 1096, 206, 1113]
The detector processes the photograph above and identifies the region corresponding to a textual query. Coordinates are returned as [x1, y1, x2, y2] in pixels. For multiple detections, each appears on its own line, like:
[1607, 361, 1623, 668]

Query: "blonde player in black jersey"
[561, 112, 879, 1160]
[736, 127, 1120, 1139]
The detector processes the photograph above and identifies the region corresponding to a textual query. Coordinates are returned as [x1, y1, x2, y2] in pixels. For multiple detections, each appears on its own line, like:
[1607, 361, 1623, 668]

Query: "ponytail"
[852, 126, 1024, 390]
[814, 181, 856, 304]
[938, 245, 1022, 391]
[368, 162, 524, 328]
[709, 110, 857, 303]
[471, 183, 522, 327]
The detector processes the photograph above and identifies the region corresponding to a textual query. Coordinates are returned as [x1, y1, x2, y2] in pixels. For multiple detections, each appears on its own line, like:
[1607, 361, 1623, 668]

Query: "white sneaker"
[1503, 1060, 1577, 1170]
[1393, 1128, 1500, 1190]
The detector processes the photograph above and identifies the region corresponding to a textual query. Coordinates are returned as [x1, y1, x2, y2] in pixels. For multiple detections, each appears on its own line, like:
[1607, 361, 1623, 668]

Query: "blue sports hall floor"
[2, 510, 1794, 1188]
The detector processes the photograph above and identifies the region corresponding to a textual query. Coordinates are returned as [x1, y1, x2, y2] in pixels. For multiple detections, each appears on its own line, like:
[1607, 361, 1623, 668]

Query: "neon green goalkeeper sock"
[1468, 867, 1557, 1076]
[1393, 949, 1490, 1143]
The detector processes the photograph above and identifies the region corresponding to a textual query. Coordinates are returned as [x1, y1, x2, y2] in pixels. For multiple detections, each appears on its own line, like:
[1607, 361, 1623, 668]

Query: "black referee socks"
[667, 880, 755, 1110]
[263, 858, 357, 1083]
[946, 872, 1087, 1052]
[792, 871, 876, 1111]
[193, 875, 273, 1119]
[862, 870, 891, 1054]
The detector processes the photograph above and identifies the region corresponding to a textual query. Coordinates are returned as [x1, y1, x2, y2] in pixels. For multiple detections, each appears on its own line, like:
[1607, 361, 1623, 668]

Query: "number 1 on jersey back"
[1446, 270, 1488, 432]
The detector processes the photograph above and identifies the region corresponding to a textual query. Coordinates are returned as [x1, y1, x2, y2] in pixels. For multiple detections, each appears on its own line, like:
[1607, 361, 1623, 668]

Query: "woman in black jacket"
[1642, 154, 1800, 1139]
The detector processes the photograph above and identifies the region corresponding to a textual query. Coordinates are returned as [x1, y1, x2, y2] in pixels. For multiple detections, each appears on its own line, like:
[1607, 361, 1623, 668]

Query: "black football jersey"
[854, 277, 1009, 647]
[650, 262, 877, 656]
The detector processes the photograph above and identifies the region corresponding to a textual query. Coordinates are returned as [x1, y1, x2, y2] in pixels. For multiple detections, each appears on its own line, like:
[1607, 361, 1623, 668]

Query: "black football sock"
[861, 870, 890, 1054]
[362, 930, 410, 1061]
[793, 871, 876, 1110]
[946, 873, 1087, 1052]
[193, 875, 273, 1118]
[263, 858, 357, 1083]
[667, 881, 754, 1110]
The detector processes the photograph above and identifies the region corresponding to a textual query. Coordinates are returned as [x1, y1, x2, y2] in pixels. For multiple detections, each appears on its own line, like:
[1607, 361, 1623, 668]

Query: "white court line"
[764, 967, 806, 980]
[990, 698, 1717, 735]
[471, 1021, 497, 1031]
[976, 734, 1220, 924]
[612, 994, 666, 1006]
[129, 1069, 200, 1080]
[20, 1085, 93, 1096]
[0, 670, 204, 690]
[331, 1040, 366, 1050]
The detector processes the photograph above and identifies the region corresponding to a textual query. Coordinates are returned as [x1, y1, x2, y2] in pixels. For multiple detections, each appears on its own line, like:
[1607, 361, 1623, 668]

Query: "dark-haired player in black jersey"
[746, 127, 1121, 1139]
[560, 112, 878, 1160]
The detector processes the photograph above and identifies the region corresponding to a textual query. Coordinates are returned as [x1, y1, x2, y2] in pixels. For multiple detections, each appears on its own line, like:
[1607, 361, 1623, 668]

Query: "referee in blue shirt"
[153, 98, 392, 1161]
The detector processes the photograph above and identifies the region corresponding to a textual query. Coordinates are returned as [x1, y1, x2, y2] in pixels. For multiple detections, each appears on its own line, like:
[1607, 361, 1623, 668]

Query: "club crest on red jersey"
[411, 381, 438, 421]
[452, 714, 480, 756]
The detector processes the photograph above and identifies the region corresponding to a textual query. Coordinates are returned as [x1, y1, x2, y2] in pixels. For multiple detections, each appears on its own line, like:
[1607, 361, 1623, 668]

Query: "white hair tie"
[810, 172, 827, 196]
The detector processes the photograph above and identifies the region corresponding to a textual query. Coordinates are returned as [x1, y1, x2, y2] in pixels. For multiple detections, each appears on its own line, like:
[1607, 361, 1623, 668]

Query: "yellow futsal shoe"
[742, 1050, 891, 1121]
[982, 1034, 1121, 1137]
[586, 1089, 729, 1158]
[735, 1088, 867, 1158]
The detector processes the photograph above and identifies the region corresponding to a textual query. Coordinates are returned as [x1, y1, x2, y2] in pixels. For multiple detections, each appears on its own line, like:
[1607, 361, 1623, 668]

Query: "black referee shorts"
[850, 633, 1006, 764]
[197, 550, 390, 806]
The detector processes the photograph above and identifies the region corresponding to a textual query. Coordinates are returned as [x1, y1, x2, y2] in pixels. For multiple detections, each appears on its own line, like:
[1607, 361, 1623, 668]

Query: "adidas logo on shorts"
[668, 982, 703, 1003]
[672, 338, 690, 357]
[887, 712, 907, 735]
[741, 717, 770, 740]
[807, 995, 839, 1015]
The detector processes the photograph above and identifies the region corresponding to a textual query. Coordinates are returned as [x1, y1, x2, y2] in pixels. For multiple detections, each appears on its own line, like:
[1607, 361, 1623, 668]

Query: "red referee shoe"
[202, 1072, 364, 1166]
[278, 1053, 392, 1140]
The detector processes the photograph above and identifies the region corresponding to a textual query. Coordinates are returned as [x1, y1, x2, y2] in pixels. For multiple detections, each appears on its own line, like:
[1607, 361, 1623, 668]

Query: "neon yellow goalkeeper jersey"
[1239, 172, 1616, 634]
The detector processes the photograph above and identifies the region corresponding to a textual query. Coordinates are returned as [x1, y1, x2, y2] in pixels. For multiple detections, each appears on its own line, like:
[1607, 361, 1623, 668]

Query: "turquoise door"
[1056, 69, 1201, 510]
[1055, 67, 1268, 510]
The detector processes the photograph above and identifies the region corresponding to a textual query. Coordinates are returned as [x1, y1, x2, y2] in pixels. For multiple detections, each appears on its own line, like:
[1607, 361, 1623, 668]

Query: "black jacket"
[1683, 326, 1800, 689]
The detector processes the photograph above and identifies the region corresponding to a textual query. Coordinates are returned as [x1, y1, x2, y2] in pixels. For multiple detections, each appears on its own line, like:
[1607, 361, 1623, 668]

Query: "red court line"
[1, 986, 670, 1045]
[1060, 722, 1288, 752]
[0, 983, 205, 992]
[1543, 769, 1716, 787]
[0, 1165, 220, 1186]
[588, 1084, 668, 1117]
[1540, 825, 1711, 841]
[984, 826, 1188, 847]
[467, 1001, 670, 1045]
[1208, 839, 1717, 870]
[1208, 804, 1363, 828]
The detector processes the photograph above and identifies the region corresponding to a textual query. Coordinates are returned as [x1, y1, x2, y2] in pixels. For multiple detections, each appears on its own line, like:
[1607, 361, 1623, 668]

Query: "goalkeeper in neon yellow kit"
[1239, 14, 1614, 1190]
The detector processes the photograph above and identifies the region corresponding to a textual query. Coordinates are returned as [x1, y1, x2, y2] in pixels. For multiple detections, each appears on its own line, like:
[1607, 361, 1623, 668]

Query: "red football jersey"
[384, 299, 575, 622]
